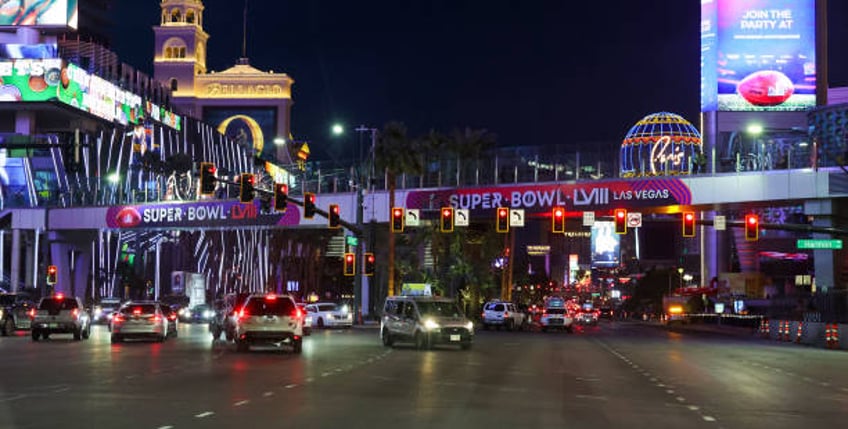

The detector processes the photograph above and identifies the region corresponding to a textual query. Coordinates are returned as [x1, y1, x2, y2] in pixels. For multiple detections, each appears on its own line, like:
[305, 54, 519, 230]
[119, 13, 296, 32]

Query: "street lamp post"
[351, 125, 377, 322]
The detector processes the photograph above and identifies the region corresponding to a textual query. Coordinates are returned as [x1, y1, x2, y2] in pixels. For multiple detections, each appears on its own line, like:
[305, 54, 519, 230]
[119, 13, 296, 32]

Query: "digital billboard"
[204, 107, 278, 161]
[591, 221, 620, 268]
[701, 0, 816, 112]
[0, 0, 78, 29]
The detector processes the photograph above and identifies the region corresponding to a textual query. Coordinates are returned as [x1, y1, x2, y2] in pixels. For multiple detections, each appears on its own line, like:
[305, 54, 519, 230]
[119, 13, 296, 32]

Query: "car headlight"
[424, 319, 440, 330]
[179, 308, 188, 316]
[465, 321, 474, 331]
[204, 310, 214, 318]
[340, 305, 350, 314]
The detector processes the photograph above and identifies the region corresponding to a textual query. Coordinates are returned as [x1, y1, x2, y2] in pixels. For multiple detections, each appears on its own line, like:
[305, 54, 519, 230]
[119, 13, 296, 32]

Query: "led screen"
[591, 221, 620, 268]
[203, 107, 278, 162]
[701, 0, 816, 111]
[0, 0, 78, 29]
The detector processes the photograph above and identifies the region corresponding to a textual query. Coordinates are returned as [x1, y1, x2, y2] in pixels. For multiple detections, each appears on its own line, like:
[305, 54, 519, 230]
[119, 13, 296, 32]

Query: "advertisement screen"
[591, 221, 620, 268]
[701, 0, 816, 111]
[0, 0, 78, 29]
[204, 107, 278, 162]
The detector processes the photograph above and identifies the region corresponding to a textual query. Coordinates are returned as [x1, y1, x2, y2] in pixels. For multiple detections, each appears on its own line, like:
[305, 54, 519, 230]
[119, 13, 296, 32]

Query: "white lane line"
[803, 377, 813, 382]
[234, 400, 249, 407]
[650, 378, 658, 382]
[688, 405, 700, 411]
[702, 415, 716, 422]
[334, 368, 344, 372]
[263, 391, 274, 397]
[156, 426, 174, 429]
[820, 382, 831, 387]
[195, 411, 214, 418]
[321, 372, 333, 377]
[125, 375, 139, 379]
[53, 387, 70, 393]
[666, 390, 675, 394]
[575, 394, 608, 401]
[0, 394, 27, 402]
[841, 387, 848, 392]
[305, 378, 314, 383]
[284, 384, 297, 389]
[676, 396, 686, 402]
[656, 383, 666, 388]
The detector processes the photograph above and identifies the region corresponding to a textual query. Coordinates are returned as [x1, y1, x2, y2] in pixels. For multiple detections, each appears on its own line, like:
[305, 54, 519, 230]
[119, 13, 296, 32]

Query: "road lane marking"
[841, 387, 848, 392]
[676, 396, 686, 402]
[688, 405, 700, 411]
[650, 378, 658, 382]
[666, 390, 675, 394]
[322, 372, 333, 377]
[305, 378, 314, 383]
[156, 426, 174, 429]
[234, 400, 249, 407]
[820, 382, 830, 387]
[702, 416, 716, 422]
[0, 394, 27, 402]
[285, 384, 297, 389]
[575, 394, 608, 401]
[195, 411, 214, 418]
[263, 391, 274, 397]
[656, 384, 666, 388]
[53, 387, 70, 393]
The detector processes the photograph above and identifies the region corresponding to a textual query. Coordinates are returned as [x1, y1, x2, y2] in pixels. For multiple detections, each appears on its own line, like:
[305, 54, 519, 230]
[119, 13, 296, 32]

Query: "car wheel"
[506, 320, 514, 331]
[1, 318, 12, 336]
[42, 332, 50, 340]
[211, 326, 222, 340]
[414, 331, 429, 350]
[292, 338, 303, 354]
[566, 326, 574, 333]
[31, 329, 40, 341]
[461, 341, 472, 350]
[111, 334, 122, 343]
[73, 329, 82, 341]
[381, 328, 394, 347]
[82, 326, 91, 340]
[158, 334, 166, 343]
[236, 339, 249, 353]
[317, 318, 325, 328]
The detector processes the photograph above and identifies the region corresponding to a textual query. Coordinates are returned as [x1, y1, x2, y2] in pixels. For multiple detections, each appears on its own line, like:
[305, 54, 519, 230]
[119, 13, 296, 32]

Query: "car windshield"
[121, 304, 157, 315]
[416, 301, 463, 318]
[38, 298, 78, 311]
[245, 297, 294, 316]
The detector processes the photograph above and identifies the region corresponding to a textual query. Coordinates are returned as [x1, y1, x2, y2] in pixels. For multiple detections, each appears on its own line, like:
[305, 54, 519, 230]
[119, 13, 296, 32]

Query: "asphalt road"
[0, 321, 846, 429]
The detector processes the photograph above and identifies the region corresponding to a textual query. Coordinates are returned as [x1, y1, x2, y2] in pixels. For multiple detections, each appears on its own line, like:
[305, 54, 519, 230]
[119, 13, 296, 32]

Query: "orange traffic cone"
[795, 322, 803, 343]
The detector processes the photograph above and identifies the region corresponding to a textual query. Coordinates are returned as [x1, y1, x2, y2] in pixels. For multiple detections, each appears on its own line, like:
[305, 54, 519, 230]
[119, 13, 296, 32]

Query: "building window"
[165, 47, 172, 59]
[170, 79, 178, 91]
[179, 47, 186, 58]
[171, 9, 181, 23]
[186, 10, 195, 24]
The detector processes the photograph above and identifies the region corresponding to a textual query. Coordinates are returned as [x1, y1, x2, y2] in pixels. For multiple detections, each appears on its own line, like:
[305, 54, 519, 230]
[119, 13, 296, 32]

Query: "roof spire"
[241, 0, 249, 62]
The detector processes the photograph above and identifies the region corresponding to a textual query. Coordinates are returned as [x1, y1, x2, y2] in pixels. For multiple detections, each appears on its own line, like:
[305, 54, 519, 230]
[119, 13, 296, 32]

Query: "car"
[0, 292, 35, 335]
[209, 292, 251, 340]
[297, 303, 312, 336]
[539, 296, 574, 333]
[233, 294, 303, 353]
[160, 304, 179, 337]
[576, 310, 599, 326]
[380, 295, 474, 350]
[305, 302, 353, 329]
[92, 297, 123, 325]
[181, 304, 215, 324]
[30, 294, 91, 341]
[110, 301, 168, 343]
[481, 300, 527, 331]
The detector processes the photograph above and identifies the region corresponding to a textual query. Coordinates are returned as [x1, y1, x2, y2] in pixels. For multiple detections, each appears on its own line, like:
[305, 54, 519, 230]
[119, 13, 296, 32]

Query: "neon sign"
[649, 136, 686, 175]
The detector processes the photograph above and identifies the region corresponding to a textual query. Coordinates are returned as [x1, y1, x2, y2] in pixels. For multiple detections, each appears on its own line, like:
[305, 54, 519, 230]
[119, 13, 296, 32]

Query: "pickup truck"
[30, 294, 91, 341]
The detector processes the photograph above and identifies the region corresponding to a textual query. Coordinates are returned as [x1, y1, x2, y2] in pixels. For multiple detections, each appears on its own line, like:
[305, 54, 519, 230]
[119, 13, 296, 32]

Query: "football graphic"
[115, 207, 142, 228]
[736, 70, 794, 106]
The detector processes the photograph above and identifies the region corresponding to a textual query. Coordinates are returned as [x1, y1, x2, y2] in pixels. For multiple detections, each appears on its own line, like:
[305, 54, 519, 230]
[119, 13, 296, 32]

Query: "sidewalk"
[635, 320, 759, 338]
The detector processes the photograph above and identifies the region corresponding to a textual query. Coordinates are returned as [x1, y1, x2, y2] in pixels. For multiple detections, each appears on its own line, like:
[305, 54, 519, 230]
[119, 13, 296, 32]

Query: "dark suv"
[209, 292, 251, 341]
[0, 292, 35, 335]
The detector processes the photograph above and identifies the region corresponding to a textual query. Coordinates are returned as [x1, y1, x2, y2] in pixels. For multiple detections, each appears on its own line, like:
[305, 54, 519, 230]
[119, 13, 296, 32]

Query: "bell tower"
[153, 0, 209, 105]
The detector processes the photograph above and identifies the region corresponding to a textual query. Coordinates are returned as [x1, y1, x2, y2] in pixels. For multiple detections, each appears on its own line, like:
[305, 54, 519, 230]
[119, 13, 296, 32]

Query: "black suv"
[209, 292, 251, 341]
[0, 292, 35, 336]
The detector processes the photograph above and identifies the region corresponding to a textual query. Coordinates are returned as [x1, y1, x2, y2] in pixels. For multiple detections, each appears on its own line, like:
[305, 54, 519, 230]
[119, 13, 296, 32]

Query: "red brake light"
[266, 294, 277, 301]
[133, 308, 141, 315]
[292, 307, 301, 318]
[503, 311, 509, 317]
[154, 314, 163, 322]
[113, 314, 125, 323]
[168, 314, 177, 320]
[28, 308, 36, 319]
[55, 293, 64, 300]
[72, 308, 79, 318]
[238, 309, 248, 320]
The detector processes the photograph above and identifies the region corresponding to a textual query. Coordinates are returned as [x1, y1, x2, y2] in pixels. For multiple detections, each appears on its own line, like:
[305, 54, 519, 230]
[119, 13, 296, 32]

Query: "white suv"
[539, 296, 574, 333]
[481, 301, 527, 331]
[233, 294, 303, 353]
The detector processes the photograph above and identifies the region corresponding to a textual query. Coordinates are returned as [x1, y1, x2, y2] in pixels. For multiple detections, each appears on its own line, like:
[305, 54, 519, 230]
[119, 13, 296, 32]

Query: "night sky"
[110, 1, 848, 161]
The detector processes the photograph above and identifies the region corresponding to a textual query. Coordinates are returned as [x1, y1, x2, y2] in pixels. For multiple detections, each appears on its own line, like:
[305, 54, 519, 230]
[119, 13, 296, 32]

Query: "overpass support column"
[804, 200, 844, 292]
[10, 229, 21, 292]
[701, 210, 728, 285]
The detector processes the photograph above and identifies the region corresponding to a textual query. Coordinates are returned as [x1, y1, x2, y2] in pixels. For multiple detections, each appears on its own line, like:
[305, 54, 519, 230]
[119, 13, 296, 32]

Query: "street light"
[331, 123, 344, 136]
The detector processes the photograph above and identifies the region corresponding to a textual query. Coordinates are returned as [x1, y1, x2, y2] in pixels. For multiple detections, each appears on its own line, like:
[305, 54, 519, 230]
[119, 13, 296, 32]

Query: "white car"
[305, 302, 353, 328]
[234, 294, 303, 353]
[481, 301, 527, 331]
[296, 303, 312, 335]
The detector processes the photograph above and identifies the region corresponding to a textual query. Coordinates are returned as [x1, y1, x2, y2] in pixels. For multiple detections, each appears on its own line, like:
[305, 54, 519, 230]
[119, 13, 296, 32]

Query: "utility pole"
[354, 126, 377, 321]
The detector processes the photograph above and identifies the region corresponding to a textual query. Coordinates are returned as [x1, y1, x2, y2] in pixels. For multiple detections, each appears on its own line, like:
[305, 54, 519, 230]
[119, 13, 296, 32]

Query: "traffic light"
[46, 265, 57, 285]
[745, 214, 759, 241]
[328, 204, 341, 229]
[343, 252, 355, 276]
[614, 208, 627, 234]
[391, 207, 404, 233]
[199, 162, 216, 195]
[274, 183, 288, 212]
[440, 207, 455, 233]
[496, 207, 509, 233]
[364, 252, 375, 276]
[682, 211, 696, 237]
[303, 192, 316, 219]
[552, 207, 566, 233]
[239, 173, 255, 203]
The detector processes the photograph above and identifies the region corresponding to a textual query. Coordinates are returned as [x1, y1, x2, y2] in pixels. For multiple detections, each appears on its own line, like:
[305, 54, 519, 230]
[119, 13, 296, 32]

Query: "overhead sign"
[582, 211, 595, 226]
[509, 209, 525, 227]
[527, 245, 551, 256]
[405, 209, 420, 227]
[345, 235, 358, 247]
[714, 215, 726, 231]
[0, 1, 78, 29]
[627, 212, 642, 228]
[454, 208, 469, 227]
[797, 239, 842, 250]
[105, 200, 300, 229]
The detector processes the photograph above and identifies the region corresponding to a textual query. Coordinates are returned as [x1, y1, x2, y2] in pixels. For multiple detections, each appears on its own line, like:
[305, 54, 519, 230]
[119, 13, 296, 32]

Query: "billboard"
[0, 0, 78, 29]
[701, 0, 816, 111]
[591, 221, 620, 268]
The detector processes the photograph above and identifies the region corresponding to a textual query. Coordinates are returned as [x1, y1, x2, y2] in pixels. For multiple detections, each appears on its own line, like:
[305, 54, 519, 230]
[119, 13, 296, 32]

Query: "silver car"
[381, 296, 474, 350]
[233, 294, 303, 353]
[110, 302, 168, 343]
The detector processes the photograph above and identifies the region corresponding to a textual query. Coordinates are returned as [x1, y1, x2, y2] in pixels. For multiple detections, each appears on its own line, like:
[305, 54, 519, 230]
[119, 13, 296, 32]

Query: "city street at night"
[1, 322, 845, 429]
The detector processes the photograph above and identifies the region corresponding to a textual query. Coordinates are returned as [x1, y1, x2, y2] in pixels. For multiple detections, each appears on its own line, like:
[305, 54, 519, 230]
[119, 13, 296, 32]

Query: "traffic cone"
[795, 322, 803, 344]
[828, 323, 840, 349]
[825, 323, 834, 349]
[759, 318, 770, 338]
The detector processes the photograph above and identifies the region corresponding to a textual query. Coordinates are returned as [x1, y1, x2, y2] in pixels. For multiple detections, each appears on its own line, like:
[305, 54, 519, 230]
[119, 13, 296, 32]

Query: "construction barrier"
[795, 321, 804, 343]
[759, 318, 770, 338]
[779, 320, 791, 341]
[826, 323, 840, 349]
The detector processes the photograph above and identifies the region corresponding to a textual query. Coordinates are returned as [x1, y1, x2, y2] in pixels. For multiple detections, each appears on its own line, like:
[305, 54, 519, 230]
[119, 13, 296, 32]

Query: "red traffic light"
[440, 207, 455, 233]
[391, 207, 404, 233]
[552, 207, 566, 233]
[745, 214, 759, 241]
[343, 253, 355, 276]
[364, 252, 376, 276]
[496, 207, 509, 233]
[614, 208, 627, 234]
[682, 211, 696, 237]
[303, 192, 316, 218]
[329, 204, 341, 229]
[46, 265, 58, 285]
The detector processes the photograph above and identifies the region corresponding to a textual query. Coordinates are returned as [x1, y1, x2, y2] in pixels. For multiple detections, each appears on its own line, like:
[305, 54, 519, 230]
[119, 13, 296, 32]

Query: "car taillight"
[291, 307, 302, 319]
[238, 309, 248, 320]
[168, 314, 176, 320]
[72, 308, 79, 318]
[503, 311, 509, 317]
[113, 314, 125, 323]
[154, 315, 163, 323]
[28, 308, 36, 319]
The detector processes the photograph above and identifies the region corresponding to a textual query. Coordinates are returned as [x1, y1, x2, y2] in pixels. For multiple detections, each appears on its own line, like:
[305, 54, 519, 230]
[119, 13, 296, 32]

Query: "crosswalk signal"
[199, 162, 216, 195]
[328, 204, 341, 229]
[552, 207, 566, 233]
[364, 253, 375, 276]
[745, 214, 759, 241]
[391, 207, 404, 233]
[46, 265, 57, 285]
[496, 207, 509, 233]
[614, 208, 627, 234]
[274, 183, 288, 212]
[440, 207, 455, 233]
[682, 211, 696, 237]
[343, 253, 355, 276]
[303, 192, 316, 219]
[239, 173, 255, 203]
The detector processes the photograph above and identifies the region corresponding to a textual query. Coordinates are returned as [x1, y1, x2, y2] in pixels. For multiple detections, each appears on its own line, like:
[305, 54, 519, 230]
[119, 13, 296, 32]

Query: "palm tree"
[447, 127, 496, 185]
[374, 122, 423, 296]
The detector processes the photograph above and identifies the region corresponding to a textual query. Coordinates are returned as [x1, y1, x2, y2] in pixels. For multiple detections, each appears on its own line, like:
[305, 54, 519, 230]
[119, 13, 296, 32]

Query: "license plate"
[450, 334, 460, 342]
[48, 323, 58, 328]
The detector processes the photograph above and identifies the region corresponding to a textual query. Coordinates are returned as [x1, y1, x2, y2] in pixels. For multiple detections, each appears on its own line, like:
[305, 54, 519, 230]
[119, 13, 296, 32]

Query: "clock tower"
[153, 0, 209, 113]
